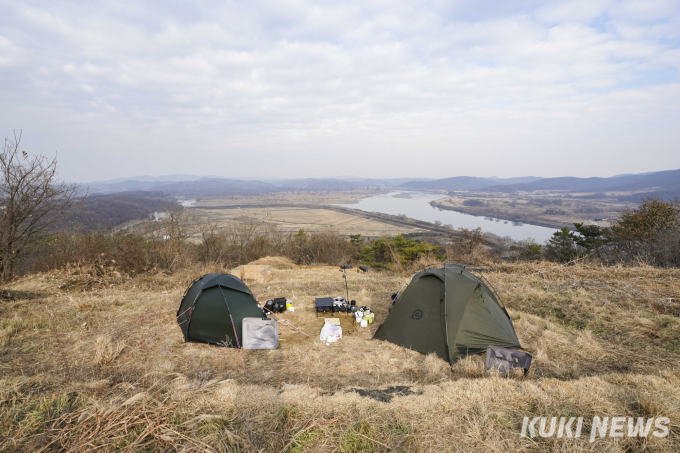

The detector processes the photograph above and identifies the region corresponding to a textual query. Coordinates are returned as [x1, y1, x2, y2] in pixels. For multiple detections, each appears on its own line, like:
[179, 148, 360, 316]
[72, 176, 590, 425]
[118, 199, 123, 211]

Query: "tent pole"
[443, 263, 451, 364]
[218, 285, 247, 374]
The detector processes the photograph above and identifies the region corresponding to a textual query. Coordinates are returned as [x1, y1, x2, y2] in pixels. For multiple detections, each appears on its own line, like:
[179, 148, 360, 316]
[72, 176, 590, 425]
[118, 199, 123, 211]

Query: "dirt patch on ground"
[347, 385, 422, 402]
[248, 256, 298, 269]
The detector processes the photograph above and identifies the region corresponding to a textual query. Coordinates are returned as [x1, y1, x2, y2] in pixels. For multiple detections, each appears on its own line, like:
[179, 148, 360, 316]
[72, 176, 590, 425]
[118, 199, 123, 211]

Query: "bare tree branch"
[0, 131, 86, 282]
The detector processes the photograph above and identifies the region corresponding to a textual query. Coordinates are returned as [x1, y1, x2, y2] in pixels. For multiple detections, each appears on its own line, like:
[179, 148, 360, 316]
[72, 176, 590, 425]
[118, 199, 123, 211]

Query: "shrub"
[284, 229, 358, 265]
[518, 240, 542, 260]
[606, 197, 680, 266]
[20, 224, 361, 278]
[360, 234, 442, 269]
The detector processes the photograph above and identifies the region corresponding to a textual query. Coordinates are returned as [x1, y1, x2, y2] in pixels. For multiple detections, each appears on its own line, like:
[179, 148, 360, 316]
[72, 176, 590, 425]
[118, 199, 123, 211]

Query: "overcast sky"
[1, 1, 679, 182]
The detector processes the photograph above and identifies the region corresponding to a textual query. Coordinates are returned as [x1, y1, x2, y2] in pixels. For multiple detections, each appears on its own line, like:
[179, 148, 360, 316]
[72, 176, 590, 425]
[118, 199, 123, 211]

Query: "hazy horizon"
[81, 169, 677, 186]
[1, 1, 679, 181]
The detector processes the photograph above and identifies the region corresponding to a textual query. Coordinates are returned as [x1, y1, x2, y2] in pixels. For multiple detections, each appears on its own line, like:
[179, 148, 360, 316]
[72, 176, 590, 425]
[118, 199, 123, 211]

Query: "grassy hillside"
[1, 261, 679, 451]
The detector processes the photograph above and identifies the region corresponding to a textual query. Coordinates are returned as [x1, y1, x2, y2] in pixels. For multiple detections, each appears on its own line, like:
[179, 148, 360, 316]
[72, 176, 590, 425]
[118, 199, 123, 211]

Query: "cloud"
[0, 0, 678, 180]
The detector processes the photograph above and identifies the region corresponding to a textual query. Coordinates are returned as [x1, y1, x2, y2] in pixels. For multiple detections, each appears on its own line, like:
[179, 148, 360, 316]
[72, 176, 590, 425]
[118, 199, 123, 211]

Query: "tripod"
[340, 266, 351, 301]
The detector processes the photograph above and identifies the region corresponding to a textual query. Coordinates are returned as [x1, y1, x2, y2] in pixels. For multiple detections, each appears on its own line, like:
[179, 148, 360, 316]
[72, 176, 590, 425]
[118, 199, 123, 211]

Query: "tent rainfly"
[177, 273, 263, 347]
[374, 264, 521, 363]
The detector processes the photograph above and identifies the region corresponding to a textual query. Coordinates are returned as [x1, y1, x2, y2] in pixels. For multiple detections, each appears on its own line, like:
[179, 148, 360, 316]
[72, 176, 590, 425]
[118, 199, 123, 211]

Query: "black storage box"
[273, 297, 287, 313]
[315, 297, 333, 316]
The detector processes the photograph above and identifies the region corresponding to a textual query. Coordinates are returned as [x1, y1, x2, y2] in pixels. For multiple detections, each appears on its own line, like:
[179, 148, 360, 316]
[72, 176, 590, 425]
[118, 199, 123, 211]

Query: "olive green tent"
[176, 274, 263, 347]
[374, 264, 521, 363]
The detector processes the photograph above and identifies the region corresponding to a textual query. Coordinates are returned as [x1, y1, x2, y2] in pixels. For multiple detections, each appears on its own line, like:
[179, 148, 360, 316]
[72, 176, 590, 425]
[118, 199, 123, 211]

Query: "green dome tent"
[374, 264, 521, 363]
[177, 274, 263, 347]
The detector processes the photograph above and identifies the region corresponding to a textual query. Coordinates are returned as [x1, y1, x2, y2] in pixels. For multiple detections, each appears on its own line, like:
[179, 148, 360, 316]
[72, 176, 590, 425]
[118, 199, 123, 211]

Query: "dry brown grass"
[92, 336, 126, 367]
[1, 260, 679, 451]
[248, 256, 298, 270]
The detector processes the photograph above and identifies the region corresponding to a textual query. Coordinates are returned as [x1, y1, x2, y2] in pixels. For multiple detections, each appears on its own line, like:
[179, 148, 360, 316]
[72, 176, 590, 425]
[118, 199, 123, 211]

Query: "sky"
[1, 0, 679, 182]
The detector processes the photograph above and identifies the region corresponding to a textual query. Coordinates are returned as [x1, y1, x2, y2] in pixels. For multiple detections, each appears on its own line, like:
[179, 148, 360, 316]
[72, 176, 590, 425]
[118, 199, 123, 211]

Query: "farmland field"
[191, 189, 385, 207]
[197, 206, 422, 237]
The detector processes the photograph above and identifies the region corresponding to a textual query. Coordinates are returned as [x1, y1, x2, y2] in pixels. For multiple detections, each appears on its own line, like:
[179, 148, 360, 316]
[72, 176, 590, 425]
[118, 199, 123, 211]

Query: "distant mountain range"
[483, 169, 680, 199]
[84, 170, 680, 200]
[85, 176, 432, 194]
[154, 178, 277, 197]
[400, 176, 543, 191]
[85, 174, 223, 185]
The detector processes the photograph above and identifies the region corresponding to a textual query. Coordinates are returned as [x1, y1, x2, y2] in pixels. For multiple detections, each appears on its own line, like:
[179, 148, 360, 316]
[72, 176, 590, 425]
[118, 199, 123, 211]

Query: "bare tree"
[0, 131, 83, 282]
[449, 227, 485, 256]
[145, 206, 193, 270]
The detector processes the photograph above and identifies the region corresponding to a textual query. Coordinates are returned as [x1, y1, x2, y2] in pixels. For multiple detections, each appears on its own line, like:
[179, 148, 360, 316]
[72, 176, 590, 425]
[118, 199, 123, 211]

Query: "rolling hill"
[484, 169, 680, 199]
[400, 176, 543, 191]
[86, 176, 431, 195]
[154, 178, 278, 197]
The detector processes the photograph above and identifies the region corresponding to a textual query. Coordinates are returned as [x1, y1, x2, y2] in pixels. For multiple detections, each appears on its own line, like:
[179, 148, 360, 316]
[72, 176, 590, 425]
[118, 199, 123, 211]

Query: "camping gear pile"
[316, 296, 361, 315]
[354, 306, 373, 327]
[334, 297, 366, 313]
[264, 297, 289, 314]
[333, 297, 349, 311]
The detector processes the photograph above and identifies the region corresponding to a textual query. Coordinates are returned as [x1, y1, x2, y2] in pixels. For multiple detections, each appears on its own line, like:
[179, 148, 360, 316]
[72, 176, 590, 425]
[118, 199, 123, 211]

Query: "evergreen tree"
[545, 227, 578, 263]
[573, 222, 607, 255]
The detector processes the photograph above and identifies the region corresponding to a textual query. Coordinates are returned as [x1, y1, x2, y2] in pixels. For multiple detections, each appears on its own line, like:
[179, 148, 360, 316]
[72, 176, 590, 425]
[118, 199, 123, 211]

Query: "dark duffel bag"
[485, 345, 532, 376]
[264, 300, 276, 312]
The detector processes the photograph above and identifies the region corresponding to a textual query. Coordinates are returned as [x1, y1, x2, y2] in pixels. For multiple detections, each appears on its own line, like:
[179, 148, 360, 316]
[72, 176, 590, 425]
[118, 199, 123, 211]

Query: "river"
[338, 191, 556, 242]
